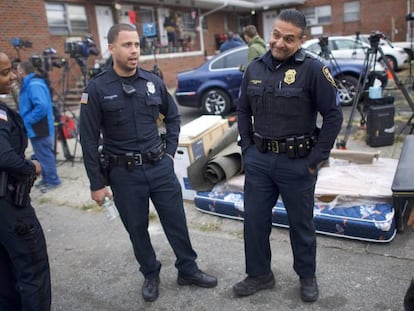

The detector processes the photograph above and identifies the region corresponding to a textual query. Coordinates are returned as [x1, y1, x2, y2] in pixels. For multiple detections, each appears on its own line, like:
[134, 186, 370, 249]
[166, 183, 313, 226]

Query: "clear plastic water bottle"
[103, 197, 119, 220]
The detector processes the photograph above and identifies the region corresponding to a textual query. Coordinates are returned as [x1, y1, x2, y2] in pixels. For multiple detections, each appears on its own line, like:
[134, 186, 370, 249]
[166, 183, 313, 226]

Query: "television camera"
[30, 48, 67, 73]
[64, 35, 99, 59]
[64, 35, 99, 84]
[11, 37, 33, 49]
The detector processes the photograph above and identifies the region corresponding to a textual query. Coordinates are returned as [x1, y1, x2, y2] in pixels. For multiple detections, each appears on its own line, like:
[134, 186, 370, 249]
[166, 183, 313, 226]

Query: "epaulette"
[90, 68, 108, 81]
[294, 49, 307, 62]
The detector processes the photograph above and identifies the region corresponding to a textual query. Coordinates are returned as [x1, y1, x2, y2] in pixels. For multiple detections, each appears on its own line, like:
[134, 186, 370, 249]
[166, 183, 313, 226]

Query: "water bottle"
[103, 197, 119, 220]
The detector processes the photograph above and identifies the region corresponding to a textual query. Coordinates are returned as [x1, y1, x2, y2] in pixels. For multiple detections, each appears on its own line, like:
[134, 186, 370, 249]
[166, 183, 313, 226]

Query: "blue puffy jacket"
[19, 73, 55, 138]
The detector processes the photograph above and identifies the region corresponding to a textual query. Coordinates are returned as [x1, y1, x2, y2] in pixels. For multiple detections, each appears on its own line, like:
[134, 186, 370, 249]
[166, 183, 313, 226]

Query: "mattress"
[194, 191, 396, 243]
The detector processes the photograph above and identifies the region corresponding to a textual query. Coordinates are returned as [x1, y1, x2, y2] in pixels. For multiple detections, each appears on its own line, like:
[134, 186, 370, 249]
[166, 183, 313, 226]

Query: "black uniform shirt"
[0, 101, 36, 176]
[79, 66, 180, 191]
[238, 49, 343, 169]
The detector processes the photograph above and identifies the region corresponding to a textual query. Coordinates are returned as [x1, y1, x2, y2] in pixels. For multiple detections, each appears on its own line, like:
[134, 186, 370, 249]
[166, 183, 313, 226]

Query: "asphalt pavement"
[28, 75, 414, 311]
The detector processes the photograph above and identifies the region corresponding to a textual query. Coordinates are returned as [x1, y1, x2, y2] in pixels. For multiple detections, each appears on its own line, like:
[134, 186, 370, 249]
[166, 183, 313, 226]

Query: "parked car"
[174, 45, 388, 115]
[392, 41, 414, 60]
[347, 34, 409, 71]
[302, 35, 409, 71]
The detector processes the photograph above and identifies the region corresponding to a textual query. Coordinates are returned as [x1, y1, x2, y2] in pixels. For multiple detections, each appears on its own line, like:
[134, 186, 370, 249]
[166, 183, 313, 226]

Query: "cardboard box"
[174, 115, 229, 200]
[178, 115, 229, 162]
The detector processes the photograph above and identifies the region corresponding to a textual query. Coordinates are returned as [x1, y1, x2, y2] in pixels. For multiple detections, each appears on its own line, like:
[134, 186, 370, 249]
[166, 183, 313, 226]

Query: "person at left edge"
[0, 52, 52, 310]
[16, 61, 61, 193]
[79, 23, 217, 303]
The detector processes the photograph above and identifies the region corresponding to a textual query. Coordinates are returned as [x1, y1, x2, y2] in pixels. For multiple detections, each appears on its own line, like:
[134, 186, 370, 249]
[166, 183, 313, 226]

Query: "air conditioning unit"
[306, 18, 318, 26]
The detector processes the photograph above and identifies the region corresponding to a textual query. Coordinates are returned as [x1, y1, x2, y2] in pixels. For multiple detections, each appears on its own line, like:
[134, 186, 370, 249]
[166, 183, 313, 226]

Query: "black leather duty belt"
[266, 140, 287, 153]
[265, 136, 313, 158]
[108, 153, 149, 167]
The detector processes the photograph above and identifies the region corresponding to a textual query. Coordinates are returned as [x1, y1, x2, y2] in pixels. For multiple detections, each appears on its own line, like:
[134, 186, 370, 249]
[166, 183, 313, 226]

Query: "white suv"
[302, 35, 409, 71]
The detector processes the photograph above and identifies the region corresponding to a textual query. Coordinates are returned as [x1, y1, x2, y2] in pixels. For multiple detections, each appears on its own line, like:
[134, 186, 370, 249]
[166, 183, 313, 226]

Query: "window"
[45, 3, 88, 35]
[303, 5, 332, 26]
[344, 1, 360, 22]
[211, 49, 248, 70]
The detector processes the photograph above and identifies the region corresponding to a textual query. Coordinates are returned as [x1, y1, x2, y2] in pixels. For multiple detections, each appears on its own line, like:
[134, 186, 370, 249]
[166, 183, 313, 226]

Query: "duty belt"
[108, 153, 149, 167]
[265, 136, 313, 158]
[266, 140, 287, 153]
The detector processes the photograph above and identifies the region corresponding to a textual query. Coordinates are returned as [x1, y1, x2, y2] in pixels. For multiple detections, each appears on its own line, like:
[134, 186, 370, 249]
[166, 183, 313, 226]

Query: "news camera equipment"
[64, 35, 100, 85]
[337, 31, 414, 149]
[11, 37, 33, 65]
[316, 36, 357, 107]
[30, 48, 67, 73]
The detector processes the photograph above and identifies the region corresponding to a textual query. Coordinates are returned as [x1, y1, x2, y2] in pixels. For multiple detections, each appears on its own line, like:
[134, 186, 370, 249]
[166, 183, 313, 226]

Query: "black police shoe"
[142, 275, 160, 302]
[300, 277, 319, 302]
[233, 272, 275, 297]
[177, 270, 218, 288]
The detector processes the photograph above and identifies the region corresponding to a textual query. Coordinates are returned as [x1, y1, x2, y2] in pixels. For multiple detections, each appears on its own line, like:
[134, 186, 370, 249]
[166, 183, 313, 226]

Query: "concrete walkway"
[30, 117, 414, 310]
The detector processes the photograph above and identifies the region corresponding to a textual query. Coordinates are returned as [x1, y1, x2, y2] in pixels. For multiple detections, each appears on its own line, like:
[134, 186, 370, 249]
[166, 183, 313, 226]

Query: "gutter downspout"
[198, 1, 228, 54]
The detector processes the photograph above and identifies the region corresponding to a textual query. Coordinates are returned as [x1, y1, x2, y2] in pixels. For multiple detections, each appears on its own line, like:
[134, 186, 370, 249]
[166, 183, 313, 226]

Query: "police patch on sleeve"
[322, 66, 337, 88]
[0, 109, 8, 122]
[80, 92, 88, 104]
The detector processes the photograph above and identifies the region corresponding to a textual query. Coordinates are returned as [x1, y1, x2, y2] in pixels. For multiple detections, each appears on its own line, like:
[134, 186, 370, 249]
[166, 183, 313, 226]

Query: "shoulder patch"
[322, 66, 337, 88]
[0, 109, 8, 122]
[80, 92, 89, 104]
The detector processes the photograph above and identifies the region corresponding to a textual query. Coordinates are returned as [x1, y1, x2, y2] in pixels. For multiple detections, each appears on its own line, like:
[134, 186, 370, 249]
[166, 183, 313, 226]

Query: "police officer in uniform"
[234, 10, 343, 302]
[0, 52, 51, 310]
[79, 24, 217, 303]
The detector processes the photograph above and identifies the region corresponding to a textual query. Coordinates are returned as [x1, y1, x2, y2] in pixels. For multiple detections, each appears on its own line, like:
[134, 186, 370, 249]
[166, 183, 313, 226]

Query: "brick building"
[0, 0, 412, 93]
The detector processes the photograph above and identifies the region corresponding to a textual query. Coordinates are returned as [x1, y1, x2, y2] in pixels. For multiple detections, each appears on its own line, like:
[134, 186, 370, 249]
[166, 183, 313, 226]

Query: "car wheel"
[380, 55, 398, 71]
[335, 75, 359, 106]
[201, 88, 232, 115]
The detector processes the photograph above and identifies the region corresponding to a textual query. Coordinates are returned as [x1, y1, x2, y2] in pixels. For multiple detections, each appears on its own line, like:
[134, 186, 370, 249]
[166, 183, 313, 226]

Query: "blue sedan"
[175, 46, 387, 115]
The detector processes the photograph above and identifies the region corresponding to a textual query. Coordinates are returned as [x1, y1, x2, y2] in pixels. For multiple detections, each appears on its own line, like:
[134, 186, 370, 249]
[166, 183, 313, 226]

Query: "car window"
[211, 49, 248, 70]
[333, 39, 364, 50]
[306, 43, 321, 55]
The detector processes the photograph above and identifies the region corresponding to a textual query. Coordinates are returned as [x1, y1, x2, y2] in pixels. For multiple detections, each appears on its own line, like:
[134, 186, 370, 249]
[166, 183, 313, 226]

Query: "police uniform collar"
[105, 66, 139, 83]
[294, 48, 306, 62]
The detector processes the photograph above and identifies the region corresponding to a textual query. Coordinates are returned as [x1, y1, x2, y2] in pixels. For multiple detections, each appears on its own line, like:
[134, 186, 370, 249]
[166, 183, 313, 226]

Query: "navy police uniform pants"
[243, 145, 317, 279]
[109, 155, 199, 278]
[0, 198, 51, 311]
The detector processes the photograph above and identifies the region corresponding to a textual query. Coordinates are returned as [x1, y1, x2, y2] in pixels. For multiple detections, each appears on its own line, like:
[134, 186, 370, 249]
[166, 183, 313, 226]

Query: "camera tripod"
[53, 59, 85, 165]
[317, 37, 357, 106]
[337, 32, 414, 149]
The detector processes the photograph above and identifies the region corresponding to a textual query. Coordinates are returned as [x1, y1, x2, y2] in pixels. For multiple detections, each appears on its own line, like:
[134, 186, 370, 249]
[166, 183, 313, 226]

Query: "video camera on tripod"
[30, 48, 67, 73]
[64, 35, 99, 59]
[318, 36, 330, 59]
[64, 35, 100, 84]
[367, 31, 385, 50]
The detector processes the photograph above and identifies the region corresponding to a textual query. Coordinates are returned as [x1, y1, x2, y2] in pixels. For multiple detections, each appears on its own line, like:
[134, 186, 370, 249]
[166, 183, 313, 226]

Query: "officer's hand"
[91, 187, 112, 206]
[308, 167, 315, 175]
[407, 205, 414, 229]
[31, 160, 41, 176]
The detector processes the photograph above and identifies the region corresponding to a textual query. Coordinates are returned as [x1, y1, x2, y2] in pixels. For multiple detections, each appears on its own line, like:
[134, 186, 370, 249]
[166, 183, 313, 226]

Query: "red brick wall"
[1, 0, 411, 92]
[300, 0, 408, 41]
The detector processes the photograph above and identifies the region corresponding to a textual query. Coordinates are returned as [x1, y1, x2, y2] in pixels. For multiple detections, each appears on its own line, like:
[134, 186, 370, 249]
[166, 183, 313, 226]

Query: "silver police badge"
[146, 81, 155, 94]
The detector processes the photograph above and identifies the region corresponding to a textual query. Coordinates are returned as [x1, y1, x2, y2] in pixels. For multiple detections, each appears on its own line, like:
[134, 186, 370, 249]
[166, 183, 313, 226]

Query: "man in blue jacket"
[17, 62, 61, 193]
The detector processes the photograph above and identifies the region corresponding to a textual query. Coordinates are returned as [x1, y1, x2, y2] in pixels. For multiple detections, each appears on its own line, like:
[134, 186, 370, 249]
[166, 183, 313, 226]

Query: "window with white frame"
[303, 5, 332, 26]
[45, 3, 89, 35]
[344, 1, 360, 22]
